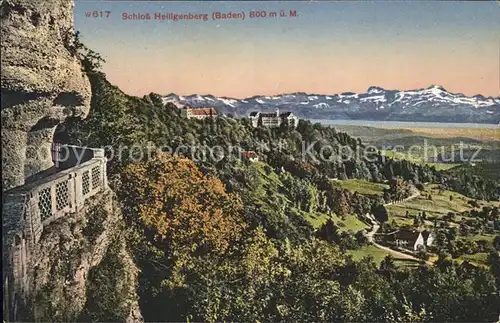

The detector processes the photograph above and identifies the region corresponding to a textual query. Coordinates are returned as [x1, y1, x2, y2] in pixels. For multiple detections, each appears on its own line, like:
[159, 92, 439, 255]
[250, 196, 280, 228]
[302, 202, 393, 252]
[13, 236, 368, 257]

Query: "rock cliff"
[1, 0, 143, 321]
[1, 0, 91, 191]
[20, 191, 142, 322]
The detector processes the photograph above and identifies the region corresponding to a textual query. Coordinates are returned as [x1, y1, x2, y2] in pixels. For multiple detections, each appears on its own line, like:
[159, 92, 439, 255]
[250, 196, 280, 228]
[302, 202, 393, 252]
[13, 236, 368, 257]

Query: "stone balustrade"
[6, 146, 108, 242]
[2, 145, 108, 321]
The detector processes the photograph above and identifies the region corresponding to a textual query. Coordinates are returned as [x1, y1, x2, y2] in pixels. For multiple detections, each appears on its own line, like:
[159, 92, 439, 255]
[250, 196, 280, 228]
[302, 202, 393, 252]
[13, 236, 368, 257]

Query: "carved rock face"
[1, 0, 91, 191]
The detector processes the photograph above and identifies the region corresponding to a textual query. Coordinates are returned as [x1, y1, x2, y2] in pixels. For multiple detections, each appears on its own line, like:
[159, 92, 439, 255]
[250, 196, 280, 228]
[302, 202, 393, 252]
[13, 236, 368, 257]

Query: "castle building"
[181, 106, 218, 119]
[249, 108, 298, 128]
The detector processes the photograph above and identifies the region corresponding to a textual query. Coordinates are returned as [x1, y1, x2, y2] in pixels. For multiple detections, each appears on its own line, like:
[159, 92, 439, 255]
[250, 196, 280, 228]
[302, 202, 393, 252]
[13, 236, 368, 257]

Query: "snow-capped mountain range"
[162, 85, 500, 124]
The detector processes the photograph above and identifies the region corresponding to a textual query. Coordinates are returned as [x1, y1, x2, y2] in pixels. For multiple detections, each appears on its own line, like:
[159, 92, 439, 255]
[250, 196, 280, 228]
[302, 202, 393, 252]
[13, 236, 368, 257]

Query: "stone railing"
[5, 146, 108, 244]
[2, 145, 108, 321]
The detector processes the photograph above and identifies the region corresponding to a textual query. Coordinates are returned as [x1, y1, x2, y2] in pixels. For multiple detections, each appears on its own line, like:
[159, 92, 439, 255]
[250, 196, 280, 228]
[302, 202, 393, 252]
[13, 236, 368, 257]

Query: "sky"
[74, 1, 500, 98]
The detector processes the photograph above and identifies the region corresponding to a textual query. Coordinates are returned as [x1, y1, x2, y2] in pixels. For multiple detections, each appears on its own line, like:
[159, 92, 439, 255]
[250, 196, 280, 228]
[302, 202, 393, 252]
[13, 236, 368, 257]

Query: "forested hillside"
[58, 53, 500, 321]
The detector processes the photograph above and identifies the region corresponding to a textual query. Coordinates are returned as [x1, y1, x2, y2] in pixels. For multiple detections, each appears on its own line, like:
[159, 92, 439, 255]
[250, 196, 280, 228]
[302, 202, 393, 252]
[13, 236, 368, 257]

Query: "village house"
[249, 108, 298, 128]
[241, 151, 259, 162]
[386, 229, 435, 251]
[181, 106, 218, 119]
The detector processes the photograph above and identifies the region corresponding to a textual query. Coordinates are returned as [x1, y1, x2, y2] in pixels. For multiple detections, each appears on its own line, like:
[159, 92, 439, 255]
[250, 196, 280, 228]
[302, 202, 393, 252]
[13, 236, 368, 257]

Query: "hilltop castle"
[180, 105, 218, 119]
[249, 108, 298, 128]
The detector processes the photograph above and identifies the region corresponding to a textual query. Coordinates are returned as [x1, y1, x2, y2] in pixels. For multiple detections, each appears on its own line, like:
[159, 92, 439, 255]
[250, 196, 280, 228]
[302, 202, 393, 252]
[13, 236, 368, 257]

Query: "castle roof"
[187, 107, 217, 116]
[260, 112, 279, 118]
[249, 111, 294, 119]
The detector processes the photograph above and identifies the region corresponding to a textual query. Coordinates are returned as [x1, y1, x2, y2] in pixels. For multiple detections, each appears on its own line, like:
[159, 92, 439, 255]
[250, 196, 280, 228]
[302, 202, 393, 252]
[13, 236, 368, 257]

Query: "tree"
[334, 189, 351, 217]
[371, 204, 389, 223]
[487, 251, 500, 290]
[415, 249, 429, 261]
[379, 255, 396, 279]
[281, 174, 318, 213]
[413, 216, 424, 228]
[493, 235, 500, 251]
[120, 153, 246, 269]
[317, 219, 341, 245]
[387, 176, 411, 202]
[73, 30, 106, 73]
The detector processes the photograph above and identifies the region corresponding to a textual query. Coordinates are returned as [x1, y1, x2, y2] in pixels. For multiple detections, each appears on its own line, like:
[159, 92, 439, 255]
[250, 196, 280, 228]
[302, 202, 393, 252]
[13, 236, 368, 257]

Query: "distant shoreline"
[309, 119, 499, 129]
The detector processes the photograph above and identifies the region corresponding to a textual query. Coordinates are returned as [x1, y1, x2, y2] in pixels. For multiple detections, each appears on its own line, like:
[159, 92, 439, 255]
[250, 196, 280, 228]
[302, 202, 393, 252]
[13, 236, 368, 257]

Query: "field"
[333, 125, 499, 143]
[304, 212, 368, 232]
[387, 184, 471, 220]
[458, 253, 489, 266]
[333, 124, 499, 164]
[332, 124, 499, 269]
[332, 179, 388, 196]
[382, 150, 460, 170]
[387, 184, 499, 228]
[405, 127, 499, 142]
[333, 214, 368, 232]
[385, 184, 499, 266]
[348, 245, 392, 263]
[348, 245, 422, 268]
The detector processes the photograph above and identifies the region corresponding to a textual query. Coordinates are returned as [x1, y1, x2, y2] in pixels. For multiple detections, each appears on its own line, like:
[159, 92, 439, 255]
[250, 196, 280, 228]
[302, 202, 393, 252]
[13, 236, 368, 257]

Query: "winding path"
[364, 191, 434, 266]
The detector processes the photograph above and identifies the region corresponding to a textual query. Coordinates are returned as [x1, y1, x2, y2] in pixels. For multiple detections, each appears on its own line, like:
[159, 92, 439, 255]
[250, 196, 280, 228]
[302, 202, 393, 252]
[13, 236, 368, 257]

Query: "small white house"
[241, 151, 259, 162]
[393, 229, 425, 251]
[391, 229, 436, 251]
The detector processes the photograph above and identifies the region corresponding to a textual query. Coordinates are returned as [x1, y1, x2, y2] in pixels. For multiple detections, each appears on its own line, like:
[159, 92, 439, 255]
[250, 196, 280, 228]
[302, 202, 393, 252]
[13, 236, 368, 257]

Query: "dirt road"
[364, 191, 433, 266]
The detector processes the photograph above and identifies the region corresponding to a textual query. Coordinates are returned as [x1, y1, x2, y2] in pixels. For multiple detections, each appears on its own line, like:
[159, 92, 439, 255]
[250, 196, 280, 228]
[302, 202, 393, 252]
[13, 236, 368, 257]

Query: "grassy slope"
[347, 245, 422, 267]
[331, 125, 499, 267]
[388, 185, 500, 234]
[387, 184, 472, 220]
[348, 245, 391, 263]
[253, 150, 497, 267]
[459, 253, 489, 266]
[387, 184, 499, 223]
[337, 214, 368, 232]
[303, 212, 368, 233]
[251, 162, 369, 234]
[386, 184, 499, 264]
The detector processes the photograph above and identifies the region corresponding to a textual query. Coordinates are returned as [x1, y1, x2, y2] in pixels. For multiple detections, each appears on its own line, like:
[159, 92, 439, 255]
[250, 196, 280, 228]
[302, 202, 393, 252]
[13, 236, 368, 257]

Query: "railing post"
[30, 193, 42, 243]
[67, 174, 76, 213]
[102, 158, 108, 189]
[74, 170, 83, 212]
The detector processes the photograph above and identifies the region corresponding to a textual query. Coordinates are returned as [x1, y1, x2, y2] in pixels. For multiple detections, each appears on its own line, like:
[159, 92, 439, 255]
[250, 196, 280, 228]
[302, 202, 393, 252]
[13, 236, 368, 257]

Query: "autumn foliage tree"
[120, 153, 246, 262]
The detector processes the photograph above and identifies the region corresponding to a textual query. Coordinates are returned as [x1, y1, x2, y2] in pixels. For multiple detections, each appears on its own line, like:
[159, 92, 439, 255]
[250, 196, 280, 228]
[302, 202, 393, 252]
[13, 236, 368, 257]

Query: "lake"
[308, 119, 500, 129]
